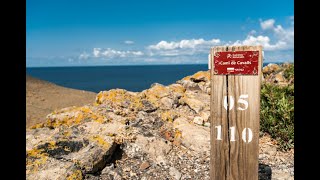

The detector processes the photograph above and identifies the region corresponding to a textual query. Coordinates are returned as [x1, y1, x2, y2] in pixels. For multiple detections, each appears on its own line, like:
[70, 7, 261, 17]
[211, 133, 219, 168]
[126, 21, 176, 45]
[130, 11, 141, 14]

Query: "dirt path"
[26, 75, 97, 128]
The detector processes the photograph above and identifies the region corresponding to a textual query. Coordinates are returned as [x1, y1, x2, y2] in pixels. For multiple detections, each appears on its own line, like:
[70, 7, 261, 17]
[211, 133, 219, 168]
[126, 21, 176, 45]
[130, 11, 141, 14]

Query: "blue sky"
[27, 0, 294, 67]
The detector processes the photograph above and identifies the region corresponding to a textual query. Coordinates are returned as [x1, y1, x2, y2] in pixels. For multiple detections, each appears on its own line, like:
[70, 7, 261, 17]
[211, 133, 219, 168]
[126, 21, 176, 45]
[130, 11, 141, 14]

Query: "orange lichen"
[182, 71, 210, 81]
[143, 84, 170, 107]
[95, 89, 144, 112]
[30, 123, 45, 129]
[29, 105, 109, 129]
[66, 170, 83, 180]
[90, 135, 110, 149]
[26, 148, 49, 173]
[168, 84, 186, 94]
[160, 110, 179, 122]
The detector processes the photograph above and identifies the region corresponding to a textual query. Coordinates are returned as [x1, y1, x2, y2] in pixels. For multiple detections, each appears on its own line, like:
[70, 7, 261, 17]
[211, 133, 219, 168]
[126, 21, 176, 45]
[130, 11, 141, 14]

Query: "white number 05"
[223, 94, 248, 110]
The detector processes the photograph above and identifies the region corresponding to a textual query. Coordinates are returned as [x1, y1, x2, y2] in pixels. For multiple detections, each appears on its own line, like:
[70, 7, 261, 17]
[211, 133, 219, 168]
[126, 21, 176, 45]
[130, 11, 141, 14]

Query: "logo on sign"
[227, 53, 245, 59]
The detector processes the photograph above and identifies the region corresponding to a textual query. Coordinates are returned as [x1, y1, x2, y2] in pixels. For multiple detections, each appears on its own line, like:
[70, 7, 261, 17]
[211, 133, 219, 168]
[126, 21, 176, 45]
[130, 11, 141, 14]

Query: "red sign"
[213, 51, 259, 75]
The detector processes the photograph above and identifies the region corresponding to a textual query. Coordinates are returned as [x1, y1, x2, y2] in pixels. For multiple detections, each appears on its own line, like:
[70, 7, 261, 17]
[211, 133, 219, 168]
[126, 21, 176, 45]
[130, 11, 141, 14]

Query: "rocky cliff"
[26, 63, 294, 180]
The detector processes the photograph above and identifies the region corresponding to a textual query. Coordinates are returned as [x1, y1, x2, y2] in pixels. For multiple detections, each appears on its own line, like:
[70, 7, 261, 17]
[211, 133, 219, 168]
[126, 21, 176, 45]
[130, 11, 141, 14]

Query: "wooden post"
[210, 46, 263, 180]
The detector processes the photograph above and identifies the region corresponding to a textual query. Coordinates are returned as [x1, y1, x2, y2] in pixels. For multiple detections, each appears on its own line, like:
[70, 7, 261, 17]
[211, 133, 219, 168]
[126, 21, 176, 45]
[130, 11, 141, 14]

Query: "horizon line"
[26, 61, 293, 68]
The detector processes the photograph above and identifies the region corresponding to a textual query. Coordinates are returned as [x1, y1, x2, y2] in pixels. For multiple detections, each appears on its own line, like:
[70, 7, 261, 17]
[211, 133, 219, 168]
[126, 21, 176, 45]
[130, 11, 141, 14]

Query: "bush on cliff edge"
[260, 82, 294, 151]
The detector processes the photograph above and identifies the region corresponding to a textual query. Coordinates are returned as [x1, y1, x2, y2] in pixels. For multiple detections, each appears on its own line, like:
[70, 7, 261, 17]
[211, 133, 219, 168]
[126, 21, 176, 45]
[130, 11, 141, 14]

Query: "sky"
[26, 0, 294, 67]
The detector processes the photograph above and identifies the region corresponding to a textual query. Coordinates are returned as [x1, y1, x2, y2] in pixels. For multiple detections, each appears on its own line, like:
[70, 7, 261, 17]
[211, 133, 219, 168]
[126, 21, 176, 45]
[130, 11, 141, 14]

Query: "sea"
[26, 63, 281, 93]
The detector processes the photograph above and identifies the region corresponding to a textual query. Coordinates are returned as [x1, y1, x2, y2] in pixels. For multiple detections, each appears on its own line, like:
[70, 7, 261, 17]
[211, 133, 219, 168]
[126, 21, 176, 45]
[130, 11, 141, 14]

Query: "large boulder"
[173, 117, 210, 152]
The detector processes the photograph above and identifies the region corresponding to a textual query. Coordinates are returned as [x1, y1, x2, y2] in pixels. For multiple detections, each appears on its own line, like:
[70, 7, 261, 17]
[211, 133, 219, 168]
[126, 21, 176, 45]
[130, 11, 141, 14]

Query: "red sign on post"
[213, 51, 259, 75]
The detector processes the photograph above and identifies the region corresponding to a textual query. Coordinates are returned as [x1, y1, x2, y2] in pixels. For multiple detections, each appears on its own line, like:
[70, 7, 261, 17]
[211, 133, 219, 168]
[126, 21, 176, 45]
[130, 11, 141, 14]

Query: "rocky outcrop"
[27, 63, 294, 179]
[262, 63, 294, 86]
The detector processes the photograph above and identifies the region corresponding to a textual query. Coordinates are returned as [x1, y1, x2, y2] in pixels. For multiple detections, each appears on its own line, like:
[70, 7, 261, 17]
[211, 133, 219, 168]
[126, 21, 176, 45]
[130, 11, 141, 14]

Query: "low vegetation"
[260, 63, 294, 151]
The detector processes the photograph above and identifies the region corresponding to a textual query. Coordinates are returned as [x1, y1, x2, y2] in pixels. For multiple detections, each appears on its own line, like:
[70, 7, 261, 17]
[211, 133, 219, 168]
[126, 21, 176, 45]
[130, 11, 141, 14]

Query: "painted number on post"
[216, 94, 253, 143]
[215, 126, 253, 143]
[223, 94, 248, 111]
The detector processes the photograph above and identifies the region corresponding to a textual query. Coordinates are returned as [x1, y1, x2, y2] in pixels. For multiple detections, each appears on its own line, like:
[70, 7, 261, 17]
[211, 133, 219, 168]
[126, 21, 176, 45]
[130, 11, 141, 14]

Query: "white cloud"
[233, 18, 293, 51]
[79, 52, 90, 59]
[232, 35, 288, 51]
[260, 19, 275, 30]
[148, 38, 221, 56]
[100, 48, 143, 58]
[148, 38, 220, 50]
[86, 48, 144, 59]
[124, 40, 134, 44]
[93, 48, 101, 57]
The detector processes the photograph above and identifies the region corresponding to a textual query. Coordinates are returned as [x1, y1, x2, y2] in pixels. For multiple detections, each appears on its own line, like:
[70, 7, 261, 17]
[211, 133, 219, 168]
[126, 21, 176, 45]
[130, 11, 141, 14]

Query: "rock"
[85, 174, 100, 180]
[141, 99, 157, 113]
[65, 135, 116, 173]
[169, 167, 182, 180]
[193, 116, 204, 125]
[100, 165, 122, 180]
[272, 171, 292, 180]
[204, 122, 210, 127]
[273, 72, 286, 83]
[160, 110, 179, 122]
[168, 84, 186, 97]
[26, 128, 57, 151]
[180, 96, 205, 113]
[182, 71, 210, 82]
[264, 145, 277, 156]
[143, 83, 170, 105]
[199, 111, 210, 122]
[262, 63, 281, 74]
[160, 97, 174, 109]
[177, 71, 210, 94]
[26, 156, 82, 180]
[130, 134, 172, 165]
[173, 117, 210, 152]
[140, 161, 151, 170]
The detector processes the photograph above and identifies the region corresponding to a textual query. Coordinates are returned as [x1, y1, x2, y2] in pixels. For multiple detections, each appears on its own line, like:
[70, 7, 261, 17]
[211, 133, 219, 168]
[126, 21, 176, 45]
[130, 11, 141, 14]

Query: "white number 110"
[215, 125, 253, 143]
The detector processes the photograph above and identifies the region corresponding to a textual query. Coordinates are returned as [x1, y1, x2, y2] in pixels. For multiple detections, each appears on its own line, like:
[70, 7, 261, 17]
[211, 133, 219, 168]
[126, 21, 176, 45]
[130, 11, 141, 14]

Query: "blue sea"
[26, 63, 277, 93]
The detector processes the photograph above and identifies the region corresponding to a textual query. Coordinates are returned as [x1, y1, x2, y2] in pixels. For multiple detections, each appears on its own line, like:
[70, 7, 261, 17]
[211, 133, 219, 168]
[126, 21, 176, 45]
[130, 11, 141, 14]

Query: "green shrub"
[283, 63, 294, 80]
[260, 83, 294, 151]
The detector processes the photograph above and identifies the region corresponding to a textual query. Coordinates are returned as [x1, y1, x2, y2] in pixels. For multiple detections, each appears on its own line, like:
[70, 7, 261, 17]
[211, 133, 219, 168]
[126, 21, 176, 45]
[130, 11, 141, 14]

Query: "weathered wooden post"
[210, 45, 263, 180]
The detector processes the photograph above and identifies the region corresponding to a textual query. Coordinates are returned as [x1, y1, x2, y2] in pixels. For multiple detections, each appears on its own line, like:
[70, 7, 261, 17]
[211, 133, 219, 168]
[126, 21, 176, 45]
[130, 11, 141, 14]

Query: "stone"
[262, 63, 281, 74]
[173, 117, 210, 152]
[203, 122, 210, 127]
[180, 96, 204, 113]
[134, 135, 172, 165]
[272, 171, 292, 180]
[264, 145, 277, 156]
[273, 73, 286, 83]
[26, 156, 82, 180]
[65, 136, 116, 173]
[193, 116, 204, 125]
[169, 167, 182, 180]
[140, 161, 151, 170]
[199, 111, 210, 122]
[160, 97, 174, 109]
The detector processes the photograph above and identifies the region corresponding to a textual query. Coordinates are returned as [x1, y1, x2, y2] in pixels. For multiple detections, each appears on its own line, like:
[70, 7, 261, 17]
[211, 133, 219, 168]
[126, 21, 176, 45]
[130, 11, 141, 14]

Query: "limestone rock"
[193, 116, 204, 125]
[173, 117, 210, 152]
[133, 134, 172, 165]
[160, 97, 174, 109]
[262, 63, 281, 74]
[169, 167, 182, 180]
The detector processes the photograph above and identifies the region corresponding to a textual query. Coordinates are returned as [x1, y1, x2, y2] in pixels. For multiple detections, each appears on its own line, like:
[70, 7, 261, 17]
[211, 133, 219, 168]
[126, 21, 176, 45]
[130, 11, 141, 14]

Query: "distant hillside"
[26, 75, 97, 128]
